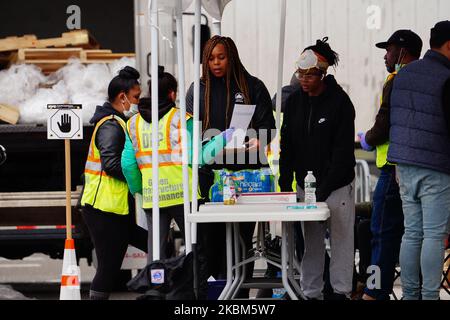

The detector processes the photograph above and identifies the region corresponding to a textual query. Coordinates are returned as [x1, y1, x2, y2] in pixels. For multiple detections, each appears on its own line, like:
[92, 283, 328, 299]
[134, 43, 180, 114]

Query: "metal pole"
[273, 0, 287, 187]
[212, 18, 221, 36]
[175, 0, 192, 254]
[306, 0, 312, 45]
[134, 0, 142, 80]
[188, 0, 202, 299]
[64, 139, 72, 240]
[191, 0, 201, 245]
[150, 0, 160, 261]
[135, 0, 151, 90]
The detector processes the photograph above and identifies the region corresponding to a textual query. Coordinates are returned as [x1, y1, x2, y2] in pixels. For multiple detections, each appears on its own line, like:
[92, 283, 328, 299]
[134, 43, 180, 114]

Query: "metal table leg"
[287, 222, 304, 298]
[281, 222, 298, 300]
[225, 223, 242, 299]
[232, 233, 248, 299]
[218, 222, 234, 300]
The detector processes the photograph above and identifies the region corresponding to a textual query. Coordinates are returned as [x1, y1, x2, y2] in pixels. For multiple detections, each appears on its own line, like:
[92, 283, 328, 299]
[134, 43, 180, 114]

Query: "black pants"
[197, 168, 256, 299]
[145, 204, 185, 262]
[81, 205, 148, 295]
[197, 222, 255, 299]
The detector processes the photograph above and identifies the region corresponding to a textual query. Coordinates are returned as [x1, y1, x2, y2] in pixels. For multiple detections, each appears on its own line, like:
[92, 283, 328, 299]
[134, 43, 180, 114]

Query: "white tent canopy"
[200, 0, 232, 20]
[154, 0, 231, 18]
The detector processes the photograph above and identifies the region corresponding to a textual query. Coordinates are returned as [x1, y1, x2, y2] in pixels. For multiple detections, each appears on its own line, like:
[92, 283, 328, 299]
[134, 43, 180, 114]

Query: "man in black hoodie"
[279, 38, 356, 300]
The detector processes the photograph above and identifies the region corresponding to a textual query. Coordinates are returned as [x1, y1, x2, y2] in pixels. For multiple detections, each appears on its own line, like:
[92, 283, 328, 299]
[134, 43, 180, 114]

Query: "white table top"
[187, 202, 330, 223]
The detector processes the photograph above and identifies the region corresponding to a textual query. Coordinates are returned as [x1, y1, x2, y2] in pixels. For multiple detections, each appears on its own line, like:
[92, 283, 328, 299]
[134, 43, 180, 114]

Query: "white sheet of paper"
[225, 104, 256, 149]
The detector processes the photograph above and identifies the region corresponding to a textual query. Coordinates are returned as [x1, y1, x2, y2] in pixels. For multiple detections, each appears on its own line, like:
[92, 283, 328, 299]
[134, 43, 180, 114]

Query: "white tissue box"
[237, 192, 297, 204]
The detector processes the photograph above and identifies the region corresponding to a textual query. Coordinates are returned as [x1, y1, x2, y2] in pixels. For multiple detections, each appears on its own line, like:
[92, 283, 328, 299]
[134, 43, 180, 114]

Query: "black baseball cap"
[430, 20, 450, 48]
[376, 30, 423, 57]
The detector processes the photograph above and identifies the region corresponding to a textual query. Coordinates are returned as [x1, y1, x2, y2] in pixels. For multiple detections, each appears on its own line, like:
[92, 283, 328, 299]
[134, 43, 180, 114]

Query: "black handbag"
[127, 252, 195, 300]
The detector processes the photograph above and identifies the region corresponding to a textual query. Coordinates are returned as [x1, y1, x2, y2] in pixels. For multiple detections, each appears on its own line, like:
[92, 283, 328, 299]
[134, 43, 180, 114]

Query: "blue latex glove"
[222, 128, 235, 143]
[357, 132, 374, 151]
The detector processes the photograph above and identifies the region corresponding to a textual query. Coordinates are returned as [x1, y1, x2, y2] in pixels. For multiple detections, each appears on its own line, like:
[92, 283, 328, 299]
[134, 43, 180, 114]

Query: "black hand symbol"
[58, 113, 72, 133]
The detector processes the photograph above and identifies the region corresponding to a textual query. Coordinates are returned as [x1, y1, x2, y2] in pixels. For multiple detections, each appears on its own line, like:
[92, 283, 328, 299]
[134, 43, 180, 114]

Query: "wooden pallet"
[0, 30, 96, 53]
[7, 48, 135, 74]
[0, 103, 20, 125]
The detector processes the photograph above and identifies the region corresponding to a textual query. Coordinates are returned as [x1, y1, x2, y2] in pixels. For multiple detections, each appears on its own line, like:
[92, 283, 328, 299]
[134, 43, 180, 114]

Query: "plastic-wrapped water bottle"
[223, 173, 236, 205]
[304, 171, 317, 208]
[272, 272, 287, 298]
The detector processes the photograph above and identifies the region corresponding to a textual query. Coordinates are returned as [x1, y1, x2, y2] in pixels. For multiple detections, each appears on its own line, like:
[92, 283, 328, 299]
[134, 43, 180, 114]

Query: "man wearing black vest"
[359, 29, 422, 301]
[388, 20, 450, 300]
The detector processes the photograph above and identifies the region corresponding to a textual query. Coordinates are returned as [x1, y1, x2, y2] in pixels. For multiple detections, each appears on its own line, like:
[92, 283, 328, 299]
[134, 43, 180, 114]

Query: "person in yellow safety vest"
[357, 30, 422, 301]
[80, 66, 148, 300]
[270, 73, 300, 192]
[267, 73, 301, 190]
[121, 66, 234, 262]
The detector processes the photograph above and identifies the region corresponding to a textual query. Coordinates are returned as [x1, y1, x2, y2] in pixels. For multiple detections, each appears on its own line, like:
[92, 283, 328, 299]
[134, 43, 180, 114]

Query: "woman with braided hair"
[186, 36, 276, 298]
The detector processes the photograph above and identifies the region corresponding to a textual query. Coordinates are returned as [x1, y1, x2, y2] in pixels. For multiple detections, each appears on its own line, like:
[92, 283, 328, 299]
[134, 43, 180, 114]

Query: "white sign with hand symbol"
[47, 104, 83, 140]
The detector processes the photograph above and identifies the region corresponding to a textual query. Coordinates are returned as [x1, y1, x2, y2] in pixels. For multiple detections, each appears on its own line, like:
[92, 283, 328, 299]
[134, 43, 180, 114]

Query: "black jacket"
[365, 76, 394, 147]
[279, 75, 356, 201]
[137, 97, 175, 124]
[186, 72, 276, 171]
[89, 102, 128, 181]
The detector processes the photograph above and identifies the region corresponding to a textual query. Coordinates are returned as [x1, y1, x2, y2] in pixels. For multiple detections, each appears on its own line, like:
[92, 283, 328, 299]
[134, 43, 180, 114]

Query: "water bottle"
[304, 171, 316, 208]
[223, 173, 236, 205]
[272, 272, 287, 298]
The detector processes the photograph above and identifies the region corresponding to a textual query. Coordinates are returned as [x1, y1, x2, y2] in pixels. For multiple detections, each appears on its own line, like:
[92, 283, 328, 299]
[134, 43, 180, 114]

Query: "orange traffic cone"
[59, 239, 81, 300]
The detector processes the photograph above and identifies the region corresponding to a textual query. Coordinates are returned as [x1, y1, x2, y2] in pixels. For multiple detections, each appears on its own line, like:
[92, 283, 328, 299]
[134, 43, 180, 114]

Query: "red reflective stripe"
[136, 115, 142, 152]
[175, 118, 182, 152]
[61, 275, 79, 287]
[65, 239, 75, 249]
[0, 225, 75, 231]
[165, 109, 176, 151]
[136, 149, 181, 157]
[84, 169, 107, 177]
[17, 226, 36, 230]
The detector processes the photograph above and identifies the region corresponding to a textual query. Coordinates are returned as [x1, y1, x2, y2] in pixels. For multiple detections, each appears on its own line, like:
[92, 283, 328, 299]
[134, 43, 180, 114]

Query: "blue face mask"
[395, 49, 405, 73]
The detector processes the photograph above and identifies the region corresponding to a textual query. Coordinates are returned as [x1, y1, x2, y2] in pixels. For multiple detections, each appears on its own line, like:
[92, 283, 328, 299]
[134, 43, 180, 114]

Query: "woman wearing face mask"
[279, 38, 356, 300]
[186, 36, 276, 298]
[80, 66, 148, 300]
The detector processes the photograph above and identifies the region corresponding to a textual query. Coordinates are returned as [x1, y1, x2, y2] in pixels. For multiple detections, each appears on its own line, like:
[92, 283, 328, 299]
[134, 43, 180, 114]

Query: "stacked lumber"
[0, 30, 136, 125]
[0, 104, 20, 125]
[0, 30, 98, 52]
[8, 48, 135, 74]
[0, 30, 134, 74]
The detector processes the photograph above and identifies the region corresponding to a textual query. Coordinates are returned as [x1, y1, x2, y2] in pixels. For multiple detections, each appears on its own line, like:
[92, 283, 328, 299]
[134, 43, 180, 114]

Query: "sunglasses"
[295, 69, 324, 81]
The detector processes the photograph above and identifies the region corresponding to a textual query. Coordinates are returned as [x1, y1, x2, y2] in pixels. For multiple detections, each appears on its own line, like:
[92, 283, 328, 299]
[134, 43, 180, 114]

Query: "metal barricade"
[355, 159, 371, 203]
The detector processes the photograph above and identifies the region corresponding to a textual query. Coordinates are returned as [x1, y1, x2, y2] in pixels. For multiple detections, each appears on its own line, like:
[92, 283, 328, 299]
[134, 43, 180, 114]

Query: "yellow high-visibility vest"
[81, 115, 129, 215]
[376, 72, 397, 169]
[127, 107, 197, 209]
[267, 112, 297, 191]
